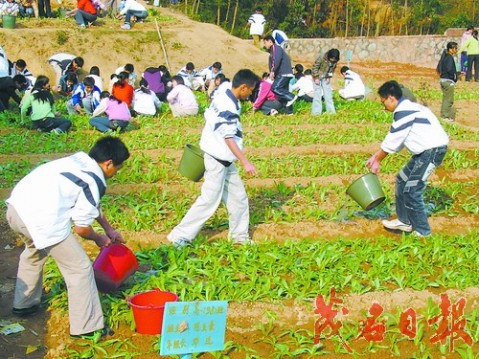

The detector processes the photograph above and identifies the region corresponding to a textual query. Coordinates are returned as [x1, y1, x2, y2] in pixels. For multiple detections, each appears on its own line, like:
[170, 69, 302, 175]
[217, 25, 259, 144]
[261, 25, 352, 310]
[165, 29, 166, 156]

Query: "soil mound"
[0, 6, 269, 82]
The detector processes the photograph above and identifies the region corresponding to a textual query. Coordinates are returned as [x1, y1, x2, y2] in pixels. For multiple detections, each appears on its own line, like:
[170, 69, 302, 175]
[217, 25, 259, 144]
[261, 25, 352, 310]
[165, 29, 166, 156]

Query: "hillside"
[0, 5, 269, 82]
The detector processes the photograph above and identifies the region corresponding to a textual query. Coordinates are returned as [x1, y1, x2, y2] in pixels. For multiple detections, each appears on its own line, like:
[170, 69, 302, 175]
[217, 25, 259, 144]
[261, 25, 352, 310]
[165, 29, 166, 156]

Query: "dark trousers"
[38, 0, 52, 17]
[259, 100, 282, 115]
[466, 54, 479, 81]
[0, 94, 11, 112]
[32, 117, 72, 133]
[75, 10, 98, 25]
[395, 146, 447, 235]
[271, 75, 294, 103]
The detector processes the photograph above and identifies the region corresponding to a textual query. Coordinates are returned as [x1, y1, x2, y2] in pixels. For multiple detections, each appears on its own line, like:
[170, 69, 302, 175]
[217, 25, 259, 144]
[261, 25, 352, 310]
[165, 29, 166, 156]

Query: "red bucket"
[128, 289, 178, 335]
[93, 243, 139, 293]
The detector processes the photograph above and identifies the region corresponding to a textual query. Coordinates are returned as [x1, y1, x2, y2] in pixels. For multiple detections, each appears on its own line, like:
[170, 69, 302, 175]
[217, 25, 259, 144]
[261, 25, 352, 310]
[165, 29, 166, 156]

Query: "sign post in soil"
[160, 300, 228, 357]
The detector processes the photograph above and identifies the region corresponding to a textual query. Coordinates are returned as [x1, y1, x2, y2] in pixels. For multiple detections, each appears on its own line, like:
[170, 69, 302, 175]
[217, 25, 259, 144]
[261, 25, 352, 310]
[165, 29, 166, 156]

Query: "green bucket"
[346, 173, 386, 210]
[178, 144, 205, 182]
[2, 15, 16, 29]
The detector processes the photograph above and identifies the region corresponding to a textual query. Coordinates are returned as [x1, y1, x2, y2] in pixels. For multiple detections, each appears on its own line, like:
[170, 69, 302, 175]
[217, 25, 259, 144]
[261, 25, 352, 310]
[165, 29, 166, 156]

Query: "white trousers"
[169, 102, 198, 117]
[49, 61, 63, 87]
[339, 87, 365, 100]
[168, 154, 250, 242]
[7, 205, 104, 336]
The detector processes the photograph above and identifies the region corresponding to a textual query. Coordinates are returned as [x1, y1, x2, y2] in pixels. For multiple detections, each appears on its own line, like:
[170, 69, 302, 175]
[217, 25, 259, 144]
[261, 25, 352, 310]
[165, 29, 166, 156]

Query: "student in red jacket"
[112, 72, 134, 107]
[66, 0, 98, 29]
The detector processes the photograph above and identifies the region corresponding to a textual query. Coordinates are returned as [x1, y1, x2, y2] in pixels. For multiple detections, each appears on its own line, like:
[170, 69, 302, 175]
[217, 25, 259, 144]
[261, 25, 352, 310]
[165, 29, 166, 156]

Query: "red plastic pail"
[128, 289, 178, 335]
[93, 243, 139, 293]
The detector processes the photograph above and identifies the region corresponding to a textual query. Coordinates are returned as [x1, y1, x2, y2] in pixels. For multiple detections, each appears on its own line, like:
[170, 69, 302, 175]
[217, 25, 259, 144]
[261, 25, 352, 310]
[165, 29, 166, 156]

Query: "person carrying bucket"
[167, 69, 260, 248]
[6, 136, 130, 340]
[366, 80, 449, 237]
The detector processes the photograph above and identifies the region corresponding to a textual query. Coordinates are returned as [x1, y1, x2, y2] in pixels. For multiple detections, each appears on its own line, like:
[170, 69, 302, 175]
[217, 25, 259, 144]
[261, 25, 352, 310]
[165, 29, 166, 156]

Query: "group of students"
[67, 0, 148, 30]
[0, 50, 168, 134]
[0, 49, 372, 135]
[47, 53, 174, 133]
[253, 54, 367, 116]
[0, 48, 240, 133]
[9, 0, 149, 30]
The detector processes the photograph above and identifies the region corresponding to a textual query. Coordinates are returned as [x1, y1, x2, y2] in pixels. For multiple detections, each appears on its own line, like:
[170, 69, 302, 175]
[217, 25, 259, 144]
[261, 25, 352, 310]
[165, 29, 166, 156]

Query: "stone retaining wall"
[287, 35, 462, 68]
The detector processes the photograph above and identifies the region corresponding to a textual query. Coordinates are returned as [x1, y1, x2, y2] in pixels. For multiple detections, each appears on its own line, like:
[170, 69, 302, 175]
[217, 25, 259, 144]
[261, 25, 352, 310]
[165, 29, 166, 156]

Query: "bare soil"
[1, 4, 478, 359]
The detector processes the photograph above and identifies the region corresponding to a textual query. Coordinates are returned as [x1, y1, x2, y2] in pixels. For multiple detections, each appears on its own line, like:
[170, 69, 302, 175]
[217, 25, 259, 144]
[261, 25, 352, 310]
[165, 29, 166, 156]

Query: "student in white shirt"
[289, 69, 315, 103]
[133, 78, 161, 116]
[118, 0, 147, 29]
[248, 7, 266, 48]
[367, 80, 449, 237]
[6, 137, 130, 339]
[339, 66, 365, 100]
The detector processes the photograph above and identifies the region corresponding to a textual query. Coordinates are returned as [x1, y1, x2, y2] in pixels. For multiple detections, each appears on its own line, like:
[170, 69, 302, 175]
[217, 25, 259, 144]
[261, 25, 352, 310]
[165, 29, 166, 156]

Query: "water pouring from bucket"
[346, 173, 386, 211]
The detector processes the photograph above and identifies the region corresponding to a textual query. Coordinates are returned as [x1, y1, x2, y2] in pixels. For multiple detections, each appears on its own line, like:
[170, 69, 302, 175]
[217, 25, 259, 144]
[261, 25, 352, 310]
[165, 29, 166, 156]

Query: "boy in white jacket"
[339, 66, 365, 100]
[118, 0, 147, 29]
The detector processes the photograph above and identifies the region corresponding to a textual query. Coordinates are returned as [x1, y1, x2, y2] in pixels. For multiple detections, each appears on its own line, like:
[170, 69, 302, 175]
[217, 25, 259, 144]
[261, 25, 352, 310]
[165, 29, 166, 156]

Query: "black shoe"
[12, 305, 40, 317]
[70, 327, 114, 341]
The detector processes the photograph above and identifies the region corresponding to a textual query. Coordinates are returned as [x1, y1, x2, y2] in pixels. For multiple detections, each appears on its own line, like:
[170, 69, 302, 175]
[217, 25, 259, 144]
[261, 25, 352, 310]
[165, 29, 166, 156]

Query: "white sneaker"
[442, 118, 455, 123]
[171, 239, 190, 249]
[167, 233, 190, 249]
[411, 231, 429, 238]
[382, 219, 412, 232]
[286, 98, 296, 107]
[270, 109, 279, 116]
[121, 23, 131, 30]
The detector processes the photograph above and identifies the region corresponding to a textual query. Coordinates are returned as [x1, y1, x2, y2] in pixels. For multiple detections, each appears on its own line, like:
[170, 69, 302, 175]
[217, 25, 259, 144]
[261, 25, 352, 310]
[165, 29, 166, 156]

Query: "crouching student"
[253, 72, 282, 115]
[166, 75, 199, 117]
[67, 76, 101, 115]
[339, 66, 366, 100]
[118, 0, 147, 29]
[289, 69, 315, 104]
[133, 79, 161, 116]
[21, 76, 72, 134]
[89, 91, 131, 133]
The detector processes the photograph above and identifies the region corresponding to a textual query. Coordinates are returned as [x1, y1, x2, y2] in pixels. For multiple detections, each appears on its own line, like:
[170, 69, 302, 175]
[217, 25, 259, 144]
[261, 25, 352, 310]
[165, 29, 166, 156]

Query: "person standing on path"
[263, 35, 295, 114]
[311, 48, 340, 115]
[436, 41, 458, 123]
[167, 69, 260, 248]
[459, 30, 479, 82]
[248, 7, 266, 49]
[460, 26, 474, 76]
[366, 80, 449, 237]
[6, 136, 130, 338]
